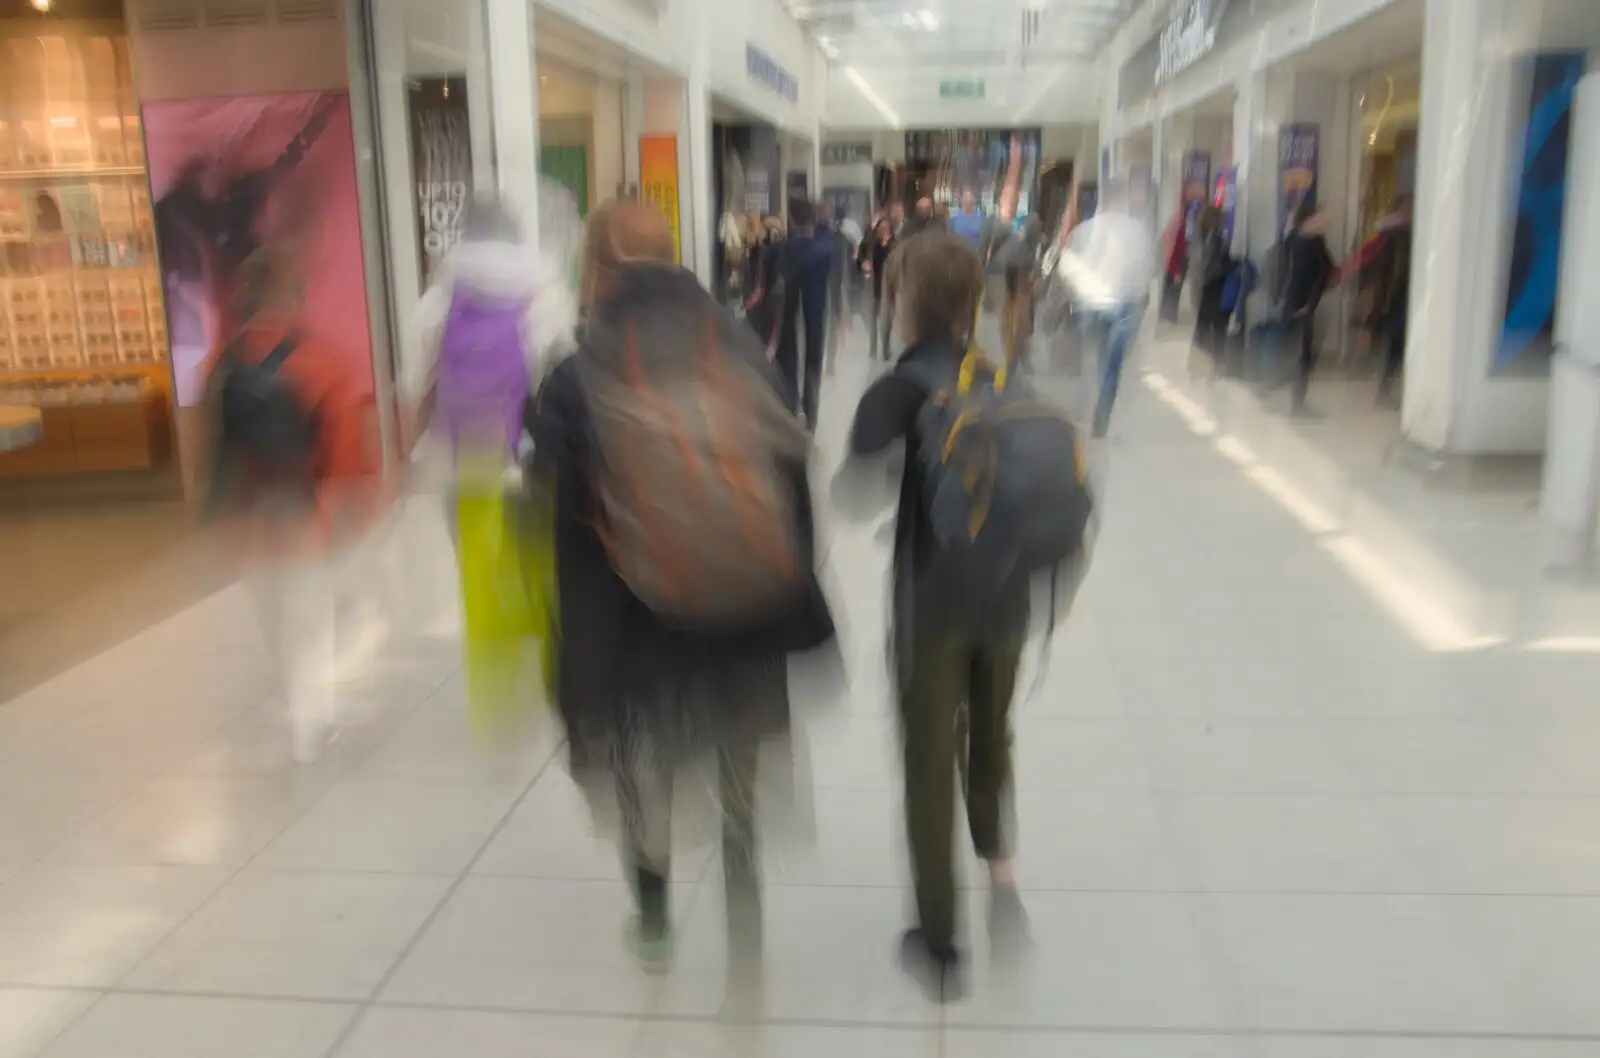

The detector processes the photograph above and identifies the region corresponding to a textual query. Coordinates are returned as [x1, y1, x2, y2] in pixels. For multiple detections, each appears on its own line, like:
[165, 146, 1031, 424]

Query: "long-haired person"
[862, 216, 896, 361]
[527, 200, 838, 988]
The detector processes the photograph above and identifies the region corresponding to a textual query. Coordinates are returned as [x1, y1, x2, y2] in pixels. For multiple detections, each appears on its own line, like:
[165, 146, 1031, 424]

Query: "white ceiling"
[792, 0, 1138, 126]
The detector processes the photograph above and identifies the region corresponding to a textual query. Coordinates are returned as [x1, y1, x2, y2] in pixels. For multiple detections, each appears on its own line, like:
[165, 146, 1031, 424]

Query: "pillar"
[1403, 0, 1569, 456]
[624, 73, 645, 190]
[485, 0, 540, 242]
[681, 2, 714, 288]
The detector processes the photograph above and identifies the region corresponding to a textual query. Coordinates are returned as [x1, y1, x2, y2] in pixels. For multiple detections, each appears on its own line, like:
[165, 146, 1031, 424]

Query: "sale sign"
[639, 134, 681, 263]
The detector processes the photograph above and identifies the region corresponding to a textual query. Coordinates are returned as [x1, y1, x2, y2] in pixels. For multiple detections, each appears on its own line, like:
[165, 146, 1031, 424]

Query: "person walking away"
[1189, 205, 1231, 372]
[949, 189, 986, 253]
[773, 197, 834, 430]
[863, 217, 896, 361]
[833, 231, 1094, 1002]
[528, 199, 838, 988]
[1270, 203, 1339, 415]
[817, 203, 852, 375]
[877, 202, 937, 362]
[405, 193, 575, 539]
[1344, 195, 1412, 404]
[1057, 180, 1155, 438]
[743, 218, 787, 349]
[206, 245, 382, 764]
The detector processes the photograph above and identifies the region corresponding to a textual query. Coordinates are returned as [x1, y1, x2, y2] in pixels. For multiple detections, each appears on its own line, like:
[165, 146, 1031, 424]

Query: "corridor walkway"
[3, 327, 1600, 1058]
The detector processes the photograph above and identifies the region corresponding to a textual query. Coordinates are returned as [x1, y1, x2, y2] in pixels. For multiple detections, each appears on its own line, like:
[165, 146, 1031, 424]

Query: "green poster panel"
[539, 145, 588, 217]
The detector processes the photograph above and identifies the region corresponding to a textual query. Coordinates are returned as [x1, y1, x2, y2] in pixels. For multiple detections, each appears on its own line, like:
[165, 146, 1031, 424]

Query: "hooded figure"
[404, 190, 578, 457]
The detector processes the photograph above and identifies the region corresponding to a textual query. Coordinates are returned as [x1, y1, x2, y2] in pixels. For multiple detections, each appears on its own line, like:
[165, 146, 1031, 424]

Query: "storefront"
[0, 1, 178, 495]
[1107, 0, 1600, 498]
[0, 0, 373, 694]
[365, 0, 694, 386]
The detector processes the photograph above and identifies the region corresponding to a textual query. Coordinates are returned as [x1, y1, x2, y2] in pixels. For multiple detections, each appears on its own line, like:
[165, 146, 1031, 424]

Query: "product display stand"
[0, 404, 42, 452]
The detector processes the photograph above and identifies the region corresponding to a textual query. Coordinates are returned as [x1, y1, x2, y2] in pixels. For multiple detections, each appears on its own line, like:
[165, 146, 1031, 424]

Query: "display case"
[0, 23, 173, 478]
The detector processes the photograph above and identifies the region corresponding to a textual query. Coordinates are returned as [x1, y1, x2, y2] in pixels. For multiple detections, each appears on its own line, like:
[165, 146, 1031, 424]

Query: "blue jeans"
[1090, 302, 1141, 437]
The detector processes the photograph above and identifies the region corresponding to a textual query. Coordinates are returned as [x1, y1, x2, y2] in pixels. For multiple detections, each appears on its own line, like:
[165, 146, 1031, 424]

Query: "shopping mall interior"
[5, 0, 1600, 1054]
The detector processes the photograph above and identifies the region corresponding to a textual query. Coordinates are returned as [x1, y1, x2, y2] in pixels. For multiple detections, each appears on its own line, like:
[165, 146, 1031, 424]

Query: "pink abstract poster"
[143, 91, 374, 406]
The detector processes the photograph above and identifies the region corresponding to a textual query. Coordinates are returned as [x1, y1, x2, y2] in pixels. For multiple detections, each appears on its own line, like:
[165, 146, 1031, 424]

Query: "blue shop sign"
[747, 45, 799, 103]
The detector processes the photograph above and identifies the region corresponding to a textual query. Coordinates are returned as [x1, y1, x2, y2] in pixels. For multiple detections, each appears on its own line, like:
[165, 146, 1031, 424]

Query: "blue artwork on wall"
[1496, 51, 1586, 374]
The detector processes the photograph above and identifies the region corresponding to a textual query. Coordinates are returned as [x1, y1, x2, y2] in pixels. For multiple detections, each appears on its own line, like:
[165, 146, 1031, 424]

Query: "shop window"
[0, 23, 174, 479]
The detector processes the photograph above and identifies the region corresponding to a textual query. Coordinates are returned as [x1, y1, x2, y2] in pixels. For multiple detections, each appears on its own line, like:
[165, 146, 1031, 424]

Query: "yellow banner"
[639, 134, 681, 262]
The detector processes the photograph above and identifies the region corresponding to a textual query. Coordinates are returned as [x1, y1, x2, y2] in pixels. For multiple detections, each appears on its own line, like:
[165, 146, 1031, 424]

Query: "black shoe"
[898, 928, 966, 1004]
[988, 885, 1032, 957]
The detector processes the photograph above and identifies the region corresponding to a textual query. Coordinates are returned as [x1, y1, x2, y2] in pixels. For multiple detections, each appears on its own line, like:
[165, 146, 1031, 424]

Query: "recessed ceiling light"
[30, 0, 53, 11]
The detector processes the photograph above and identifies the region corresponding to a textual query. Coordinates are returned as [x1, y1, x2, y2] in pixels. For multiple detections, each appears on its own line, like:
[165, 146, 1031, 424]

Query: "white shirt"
[1060, 211, 1155, 310]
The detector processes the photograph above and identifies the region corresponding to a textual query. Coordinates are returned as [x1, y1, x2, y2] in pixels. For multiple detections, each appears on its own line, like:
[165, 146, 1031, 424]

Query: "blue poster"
[1213, 166, 1238, 244]
[1278, 123, 1319, 237]
[1497, 52, 1585, 374]
[1181, 151, 1212, 237]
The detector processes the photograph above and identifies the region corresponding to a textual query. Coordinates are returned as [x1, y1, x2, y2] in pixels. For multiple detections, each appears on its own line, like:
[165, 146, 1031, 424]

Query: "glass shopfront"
[0, 7, 176, 485]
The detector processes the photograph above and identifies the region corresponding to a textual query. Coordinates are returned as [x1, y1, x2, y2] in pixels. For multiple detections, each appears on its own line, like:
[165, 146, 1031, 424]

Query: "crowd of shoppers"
[206, 176, 1127, 1010]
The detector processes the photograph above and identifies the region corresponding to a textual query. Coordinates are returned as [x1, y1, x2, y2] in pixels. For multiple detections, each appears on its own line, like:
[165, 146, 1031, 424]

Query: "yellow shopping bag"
[457, 480, 550, 736]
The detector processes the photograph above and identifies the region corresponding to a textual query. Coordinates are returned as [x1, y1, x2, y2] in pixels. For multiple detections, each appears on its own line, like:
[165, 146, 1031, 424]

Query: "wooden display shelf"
[0, 387, 171, 478]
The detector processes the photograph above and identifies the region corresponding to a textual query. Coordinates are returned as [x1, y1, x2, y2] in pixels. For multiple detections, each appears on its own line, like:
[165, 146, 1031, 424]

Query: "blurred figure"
[529, 200, 837, 983]
[1000, 260, 1035, 375]
[904, 196, 936, 238]
[862, 216, 897, 361]
[836, 231, 1050, 1003]
[1189, 204, 1232, 369]
[879, 199, 939, 361]
[405, 192, 575, 533]
[206, 245, 381, 763]
[949, 188, 985, 252]
[1269, 202, 1339, 414]
[1345, 194, 1413, 404]
[816, 202, 853, 375]
[773, 197, 834, 429]
[1058, 179, 1156, 437]
[744, 217, 788, 347]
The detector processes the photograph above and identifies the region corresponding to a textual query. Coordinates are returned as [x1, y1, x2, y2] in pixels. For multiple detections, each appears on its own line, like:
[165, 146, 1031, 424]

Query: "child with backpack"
[527, 200, 839, 993]
[835, 231, 1093, 1003]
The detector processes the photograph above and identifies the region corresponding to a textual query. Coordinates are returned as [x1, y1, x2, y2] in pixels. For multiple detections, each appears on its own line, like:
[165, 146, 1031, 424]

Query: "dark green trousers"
[898, 617, 1026, 950]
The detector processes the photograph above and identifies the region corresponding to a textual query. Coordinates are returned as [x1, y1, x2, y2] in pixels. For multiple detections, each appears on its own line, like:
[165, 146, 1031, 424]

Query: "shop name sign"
[1155, 0, 1229, 84]
[747, 45, 799, 103]
[940, 79, 985, 100]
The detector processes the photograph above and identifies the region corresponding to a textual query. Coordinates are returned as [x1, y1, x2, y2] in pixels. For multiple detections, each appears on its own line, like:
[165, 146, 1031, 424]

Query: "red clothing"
[211, 322, 382, 554]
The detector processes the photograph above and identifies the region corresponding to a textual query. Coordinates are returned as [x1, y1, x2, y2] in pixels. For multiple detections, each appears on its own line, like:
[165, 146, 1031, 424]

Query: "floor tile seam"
[312, 734, 568, 1058]
[16, 982, 1600, 1046]
[91, 667, 481, 1007]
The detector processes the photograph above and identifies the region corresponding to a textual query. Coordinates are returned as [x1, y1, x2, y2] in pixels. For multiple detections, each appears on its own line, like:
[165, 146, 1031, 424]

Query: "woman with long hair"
[527, 200, 838, 990]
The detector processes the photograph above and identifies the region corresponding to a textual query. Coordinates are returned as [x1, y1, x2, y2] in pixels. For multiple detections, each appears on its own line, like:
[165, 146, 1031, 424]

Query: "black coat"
[528, 265, 837, 767]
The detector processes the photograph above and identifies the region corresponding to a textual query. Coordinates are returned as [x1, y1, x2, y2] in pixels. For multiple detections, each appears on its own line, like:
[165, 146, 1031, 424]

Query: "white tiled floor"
[3, 324, 1600, 1057]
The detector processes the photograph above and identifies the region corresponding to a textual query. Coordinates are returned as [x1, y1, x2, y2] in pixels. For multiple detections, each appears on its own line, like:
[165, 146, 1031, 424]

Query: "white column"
[1404, 0, 1551, 455]
[812, 119, 823, 201]
[1541, 74, 1600, 565]
[624, 73, 645, 190]
[485, 0, 540, 242]
[1230, 70, 1258, 258]
[466, 3, 494, 193]
[681, 0, 714, 287]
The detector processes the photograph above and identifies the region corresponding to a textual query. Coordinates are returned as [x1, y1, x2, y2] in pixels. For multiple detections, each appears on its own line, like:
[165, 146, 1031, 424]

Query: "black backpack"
[909, 342, 1093, 620]
[208, 338, 320, 510]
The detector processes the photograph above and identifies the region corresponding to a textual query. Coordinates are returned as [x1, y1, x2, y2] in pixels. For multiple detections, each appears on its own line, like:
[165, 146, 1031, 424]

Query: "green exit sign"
[939, 79, 985, 99]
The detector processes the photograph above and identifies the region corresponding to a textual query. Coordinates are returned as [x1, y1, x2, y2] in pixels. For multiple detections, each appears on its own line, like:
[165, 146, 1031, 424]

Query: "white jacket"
[402, 238, 577, 407]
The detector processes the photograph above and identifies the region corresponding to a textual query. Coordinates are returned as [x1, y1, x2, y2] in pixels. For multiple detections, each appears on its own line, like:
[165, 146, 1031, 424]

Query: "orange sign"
[639, 134, 681, 263]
